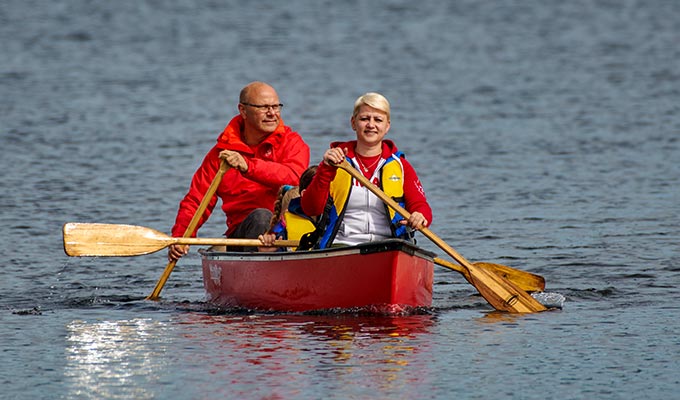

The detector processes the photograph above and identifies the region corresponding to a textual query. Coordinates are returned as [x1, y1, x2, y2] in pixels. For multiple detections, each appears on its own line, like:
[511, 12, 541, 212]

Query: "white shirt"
[334, 161, 392, 246]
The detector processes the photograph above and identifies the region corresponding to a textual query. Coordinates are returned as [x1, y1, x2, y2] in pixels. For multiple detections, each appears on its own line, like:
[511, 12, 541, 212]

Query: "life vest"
[317, 153, 412, 249]
[269, 197, 317, 251]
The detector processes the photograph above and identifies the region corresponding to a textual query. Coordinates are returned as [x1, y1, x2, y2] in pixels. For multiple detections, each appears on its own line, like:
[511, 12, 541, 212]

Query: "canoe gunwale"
[199, 239, 436, 262]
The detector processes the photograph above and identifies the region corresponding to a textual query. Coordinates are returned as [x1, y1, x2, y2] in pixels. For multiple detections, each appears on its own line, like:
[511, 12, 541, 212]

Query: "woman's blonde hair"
[352, 92, 390, 121]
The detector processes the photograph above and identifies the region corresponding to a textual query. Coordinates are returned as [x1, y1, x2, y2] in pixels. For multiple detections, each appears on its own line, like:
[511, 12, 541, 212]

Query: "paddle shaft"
[147, 160, 230, 300]
[167, 237, 298, 247]
[337, 160, 546, 312]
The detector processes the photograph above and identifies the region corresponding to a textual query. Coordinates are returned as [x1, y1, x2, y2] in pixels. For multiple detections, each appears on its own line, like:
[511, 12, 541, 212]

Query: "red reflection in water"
[176, 312, 438, 397]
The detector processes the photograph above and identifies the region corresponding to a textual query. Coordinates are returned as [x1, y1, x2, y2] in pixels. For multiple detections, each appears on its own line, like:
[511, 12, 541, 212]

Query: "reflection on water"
[65, 318, 170, 400]
[175, 313, 437, 398]
[62, 313, 439, 398]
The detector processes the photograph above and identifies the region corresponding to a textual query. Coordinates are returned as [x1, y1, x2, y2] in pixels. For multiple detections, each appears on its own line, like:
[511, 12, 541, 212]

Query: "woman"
[300, 92, 432, 248]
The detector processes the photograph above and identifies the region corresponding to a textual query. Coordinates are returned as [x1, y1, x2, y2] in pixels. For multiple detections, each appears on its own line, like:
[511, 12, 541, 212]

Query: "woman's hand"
[400, 211, 428, 230]
[168, 244, 190, 261]
[322, 147, 346, 166]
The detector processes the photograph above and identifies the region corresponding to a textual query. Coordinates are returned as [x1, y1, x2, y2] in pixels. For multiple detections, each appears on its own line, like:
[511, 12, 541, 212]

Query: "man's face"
[239, 86, 281, 135]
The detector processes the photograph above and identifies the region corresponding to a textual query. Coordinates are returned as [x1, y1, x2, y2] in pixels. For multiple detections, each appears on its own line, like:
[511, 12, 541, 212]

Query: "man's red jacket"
[171, 115, 310, 237]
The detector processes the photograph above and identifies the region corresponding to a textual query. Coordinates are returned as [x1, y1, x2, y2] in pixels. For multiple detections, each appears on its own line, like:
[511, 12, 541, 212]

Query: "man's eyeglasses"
[240, 102, 283, 112]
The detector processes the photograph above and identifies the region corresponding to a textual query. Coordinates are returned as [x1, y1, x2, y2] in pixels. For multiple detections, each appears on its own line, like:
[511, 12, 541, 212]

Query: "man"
[168, 82, 310, 260]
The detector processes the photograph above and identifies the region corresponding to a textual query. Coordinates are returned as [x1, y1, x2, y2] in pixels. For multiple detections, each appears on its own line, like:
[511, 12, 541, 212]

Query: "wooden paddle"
[337, 159, 546, 313]
[434, 258, 545, 293]
[64, 220, 542, 287]
[147, 159, 230, 300]
[62, 222, 298, 256]
[62, 221, 544, 292]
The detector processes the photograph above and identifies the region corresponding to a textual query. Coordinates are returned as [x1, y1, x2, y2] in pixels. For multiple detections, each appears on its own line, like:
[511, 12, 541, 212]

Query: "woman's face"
[351, 105, 390, 147]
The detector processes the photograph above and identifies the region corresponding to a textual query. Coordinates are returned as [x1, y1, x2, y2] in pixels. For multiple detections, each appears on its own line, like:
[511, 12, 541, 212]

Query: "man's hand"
[219, 150, 248, 172]
[168, 244, 190, 261]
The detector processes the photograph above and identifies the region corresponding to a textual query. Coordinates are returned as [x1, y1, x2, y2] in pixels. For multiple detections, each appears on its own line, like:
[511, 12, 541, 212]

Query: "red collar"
[216, 115, 287, 154]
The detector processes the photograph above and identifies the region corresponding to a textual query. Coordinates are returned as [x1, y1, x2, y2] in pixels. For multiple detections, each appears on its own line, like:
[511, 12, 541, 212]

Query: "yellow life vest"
[283, 210, 316, 250]
[319, 154, 408, 248]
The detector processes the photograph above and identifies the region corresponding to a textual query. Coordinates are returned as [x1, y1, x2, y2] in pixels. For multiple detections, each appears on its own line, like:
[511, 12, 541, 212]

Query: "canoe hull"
[201, 240, 434, 312]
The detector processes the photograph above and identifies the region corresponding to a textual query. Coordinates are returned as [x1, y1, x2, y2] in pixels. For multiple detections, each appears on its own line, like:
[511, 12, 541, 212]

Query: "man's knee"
[237, 208, 273, 238]
[249, 208, 273, 227]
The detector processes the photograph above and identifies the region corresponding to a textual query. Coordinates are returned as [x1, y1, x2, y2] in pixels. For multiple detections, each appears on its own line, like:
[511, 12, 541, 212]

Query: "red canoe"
[200, 239, 435, 312]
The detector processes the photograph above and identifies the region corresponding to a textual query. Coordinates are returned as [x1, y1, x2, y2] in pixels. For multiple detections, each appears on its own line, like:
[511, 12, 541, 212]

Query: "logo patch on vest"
[388, 174, 401, 182]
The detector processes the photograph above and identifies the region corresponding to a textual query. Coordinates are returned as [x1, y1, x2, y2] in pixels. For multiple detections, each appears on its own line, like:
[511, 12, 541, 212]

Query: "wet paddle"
[147, 159, 229, 300]
[62, 222, 298, 256]
[433, 258, 545, 293]
[337, 159, 546, 313]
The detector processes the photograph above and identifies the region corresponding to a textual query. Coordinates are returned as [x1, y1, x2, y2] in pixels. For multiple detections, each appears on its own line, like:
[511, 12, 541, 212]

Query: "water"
[2, 0, 679, 398]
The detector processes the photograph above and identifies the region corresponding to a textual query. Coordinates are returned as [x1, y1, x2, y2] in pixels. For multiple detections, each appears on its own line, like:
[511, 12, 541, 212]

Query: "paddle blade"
[434, 258, 546, 293]
[474, 262, 545, 292]
[465, 262, 546, 312]
[63, 222, 174, 256]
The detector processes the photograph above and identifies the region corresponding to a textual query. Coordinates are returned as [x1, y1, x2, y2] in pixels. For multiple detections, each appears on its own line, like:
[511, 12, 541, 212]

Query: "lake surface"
[2, 1, 679, 398]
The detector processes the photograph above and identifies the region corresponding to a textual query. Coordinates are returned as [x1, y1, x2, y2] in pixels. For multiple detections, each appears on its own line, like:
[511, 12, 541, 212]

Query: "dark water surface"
[2, 1, 679, 399]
